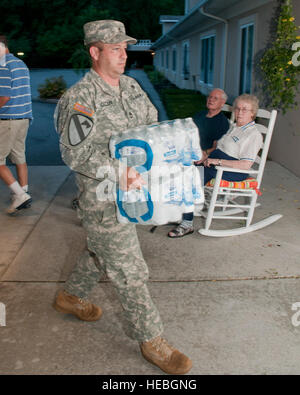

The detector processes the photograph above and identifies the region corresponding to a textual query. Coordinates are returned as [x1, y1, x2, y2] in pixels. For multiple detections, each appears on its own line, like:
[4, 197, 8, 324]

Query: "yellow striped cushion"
[206, 177, 261, 195]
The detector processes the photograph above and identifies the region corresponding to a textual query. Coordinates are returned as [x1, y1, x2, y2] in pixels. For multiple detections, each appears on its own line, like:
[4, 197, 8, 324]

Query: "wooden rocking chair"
[198, 107, 282, 237]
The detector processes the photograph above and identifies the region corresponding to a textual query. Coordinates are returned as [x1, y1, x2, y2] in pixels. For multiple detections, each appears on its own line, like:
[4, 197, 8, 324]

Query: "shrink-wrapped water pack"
[109, 118, 204, 225]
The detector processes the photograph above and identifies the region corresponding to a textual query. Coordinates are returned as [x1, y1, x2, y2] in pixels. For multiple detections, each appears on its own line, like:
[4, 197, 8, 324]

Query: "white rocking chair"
[198, 107, 282, 237]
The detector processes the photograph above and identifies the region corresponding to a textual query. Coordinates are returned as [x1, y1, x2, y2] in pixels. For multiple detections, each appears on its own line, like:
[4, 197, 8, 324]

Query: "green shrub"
[260, 0, 300, 113]
[38, 76, 67, 99]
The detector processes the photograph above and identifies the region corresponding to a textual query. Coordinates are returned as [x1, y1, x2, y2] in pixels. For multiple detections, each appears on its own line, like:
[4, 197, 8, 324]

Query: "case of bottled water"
[109, 118, 204, 225]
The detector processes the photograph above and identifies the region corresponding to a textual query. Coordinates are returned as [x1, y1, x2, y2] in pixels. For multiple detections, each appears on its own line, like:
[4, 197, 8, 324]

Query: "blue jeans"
[183, 149, 248, 222]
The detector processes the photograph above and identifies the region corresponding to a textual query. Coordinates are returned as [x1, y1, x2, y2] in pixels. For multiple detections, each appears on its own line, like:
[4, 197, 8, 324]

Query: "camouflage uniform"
[55, 67, 164, 342]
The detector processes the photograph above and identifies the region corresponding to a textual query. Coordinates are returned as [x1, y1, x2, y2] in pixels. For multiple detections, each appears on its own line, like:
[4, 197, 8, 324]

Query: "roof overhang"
[151, 0, 272, 49]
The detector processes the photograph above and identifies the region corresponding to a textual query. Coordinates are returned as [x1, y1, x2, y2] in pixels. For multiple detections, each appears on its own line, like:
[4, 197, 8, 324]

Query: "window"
[172, 46, 177, 72]
[182, 41, 190, 78]
[200, 35, 215, 85]
[239, 23, 254, 94]
[161, 51, 164, 68]
[166, 49, 169, 70]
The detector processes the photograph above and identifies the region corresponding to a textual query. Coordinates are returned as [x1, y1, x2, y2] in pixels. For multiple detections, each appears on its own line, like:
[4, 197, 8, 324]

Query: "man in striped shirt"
[0, 35, 32, 214]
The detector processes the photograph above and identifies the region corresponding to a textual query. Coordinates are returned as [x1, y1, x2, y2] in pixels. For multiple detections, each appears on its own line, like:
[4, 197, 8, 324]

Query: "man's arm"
[0, 96, 10, 108]
[204, 140, 217, 157]
[56, 93, 142, 189]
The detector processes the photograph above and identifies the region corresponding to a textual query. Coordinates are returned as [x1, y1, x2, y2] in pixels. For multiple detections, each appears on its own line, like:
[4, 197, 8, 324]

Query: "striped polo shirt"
[0, 53, 32, 119]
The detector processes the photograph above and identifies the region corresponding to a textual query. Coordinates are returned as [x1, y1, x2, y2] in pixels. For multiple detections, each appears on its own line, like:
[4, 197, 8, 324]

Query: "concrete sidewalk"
[1, 70, 300, 375]
[1, 163, 300, 375]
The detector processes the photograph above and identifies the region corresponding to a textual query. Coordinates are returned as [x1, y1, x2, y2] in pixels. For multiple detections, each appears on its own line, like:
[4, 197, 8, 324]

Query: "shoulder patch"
[68, 114, 94, 146]
[73, 102, 94, 117]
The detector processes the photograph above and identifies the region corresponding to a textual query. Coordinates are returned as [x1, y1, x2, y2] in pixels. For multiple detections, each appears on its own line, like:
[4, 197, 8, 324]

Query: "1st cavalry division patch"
[68, 114, 94, 146]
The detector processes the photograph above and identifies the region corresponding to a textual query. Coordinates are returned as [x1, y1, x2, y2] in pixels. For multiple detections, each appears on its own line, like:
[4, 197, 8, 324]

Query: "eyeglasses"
[234, 107, 253, 113]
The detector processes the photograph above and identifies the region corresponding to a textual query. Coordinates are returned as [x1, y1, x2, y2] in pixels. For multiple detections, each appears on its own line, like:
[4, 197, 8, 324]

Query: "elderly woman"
[168, 93, 263, 238]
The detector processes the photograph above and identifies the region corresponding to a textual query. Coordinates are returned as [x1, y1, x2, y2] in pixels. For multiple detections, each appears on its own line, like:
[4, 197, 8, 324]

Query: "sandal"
[168, 224, 194, 238]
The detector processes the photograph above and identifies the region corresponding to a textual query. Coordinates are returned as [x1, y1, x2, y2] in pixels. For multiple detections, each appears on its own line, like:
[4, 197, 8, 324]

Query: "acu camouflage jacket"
[55, 68, 158, 184]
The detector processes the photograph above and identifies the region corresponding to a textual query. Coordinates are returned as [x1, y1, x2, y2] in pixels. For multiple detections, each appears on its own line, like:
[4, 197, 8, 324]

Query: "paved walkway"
[1, 69, 300, 375]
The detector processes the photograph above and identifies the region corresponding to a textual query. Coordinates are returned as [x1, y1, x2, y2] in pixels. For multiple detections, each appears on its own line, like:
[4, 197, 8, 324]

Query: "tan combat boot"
[140, 336, 192, 374]
[53, 290, 102, 321]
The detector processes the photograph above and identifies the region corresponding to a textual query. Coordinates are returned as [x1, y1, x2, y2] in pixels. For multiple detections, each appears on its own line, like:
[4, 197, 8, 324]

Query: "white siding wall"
[153, 0, 300, 176]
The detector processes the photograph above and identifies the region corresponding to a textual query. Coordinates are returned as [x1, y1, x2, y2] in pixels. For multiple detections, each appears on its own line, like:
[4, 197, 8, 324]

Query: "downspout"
[199, 6, 228, 91]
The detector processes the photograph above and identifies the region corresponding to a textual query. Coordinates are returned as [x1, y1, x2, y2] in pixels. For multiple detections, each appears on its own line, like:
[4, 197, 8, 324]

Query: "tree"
[0, 0, 184, 67]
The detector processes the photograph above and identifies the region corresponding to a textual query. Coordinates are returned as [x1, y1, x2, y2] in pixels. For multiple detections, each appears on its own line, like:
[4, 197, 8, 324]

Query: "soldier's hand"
[119, 167, 146, 191]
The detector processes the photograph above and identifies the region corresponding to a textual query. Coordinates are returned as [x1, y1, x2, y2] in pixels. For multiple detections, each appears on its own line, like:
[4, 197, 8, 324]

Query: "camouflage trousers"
[65, 201, 164, 342]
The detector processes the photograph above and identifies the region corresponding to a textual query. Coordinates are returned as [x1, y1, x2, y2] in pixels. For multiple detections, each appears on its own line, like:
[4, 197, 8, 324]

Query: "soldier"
[53, 20, 192, 375]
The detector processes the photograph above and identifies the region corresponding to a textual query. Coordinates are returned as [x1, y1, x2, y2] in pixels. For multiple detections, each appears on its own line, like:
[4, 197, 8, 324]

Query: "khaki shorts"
[0, 119, 29, 165]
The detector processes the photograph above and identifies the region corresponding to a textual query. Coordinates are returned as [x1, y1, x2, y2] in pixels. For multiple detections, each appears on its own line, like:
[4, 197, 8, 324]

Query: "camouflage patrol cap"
[83, 20, 137, 45]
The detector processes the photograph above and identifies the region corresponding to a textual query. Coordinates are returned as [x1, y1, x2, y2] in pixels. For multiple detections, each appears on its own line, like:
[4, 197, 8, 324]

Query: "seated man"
[168, 88, 229, 238]
[193, 88, 229, 164]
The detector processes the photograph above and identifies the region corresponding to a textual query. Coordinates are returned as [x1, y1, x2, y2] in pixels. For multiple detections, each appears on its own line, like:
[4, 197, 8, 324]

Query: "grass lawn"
[161, 88, 207, 119]
[144, 68, 207, 119]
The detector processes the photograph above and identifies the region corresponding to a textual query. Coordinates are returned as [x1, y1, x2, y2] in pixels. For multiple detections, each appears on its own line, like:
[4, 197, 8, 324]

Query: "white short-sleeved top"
[217, 121, 263, 161]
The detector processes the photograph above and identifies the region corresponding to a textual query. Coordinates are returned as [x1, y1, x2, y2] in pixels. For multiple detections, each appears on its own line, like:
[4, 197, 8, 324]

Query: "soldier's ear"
[89, 46, 100, 61]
